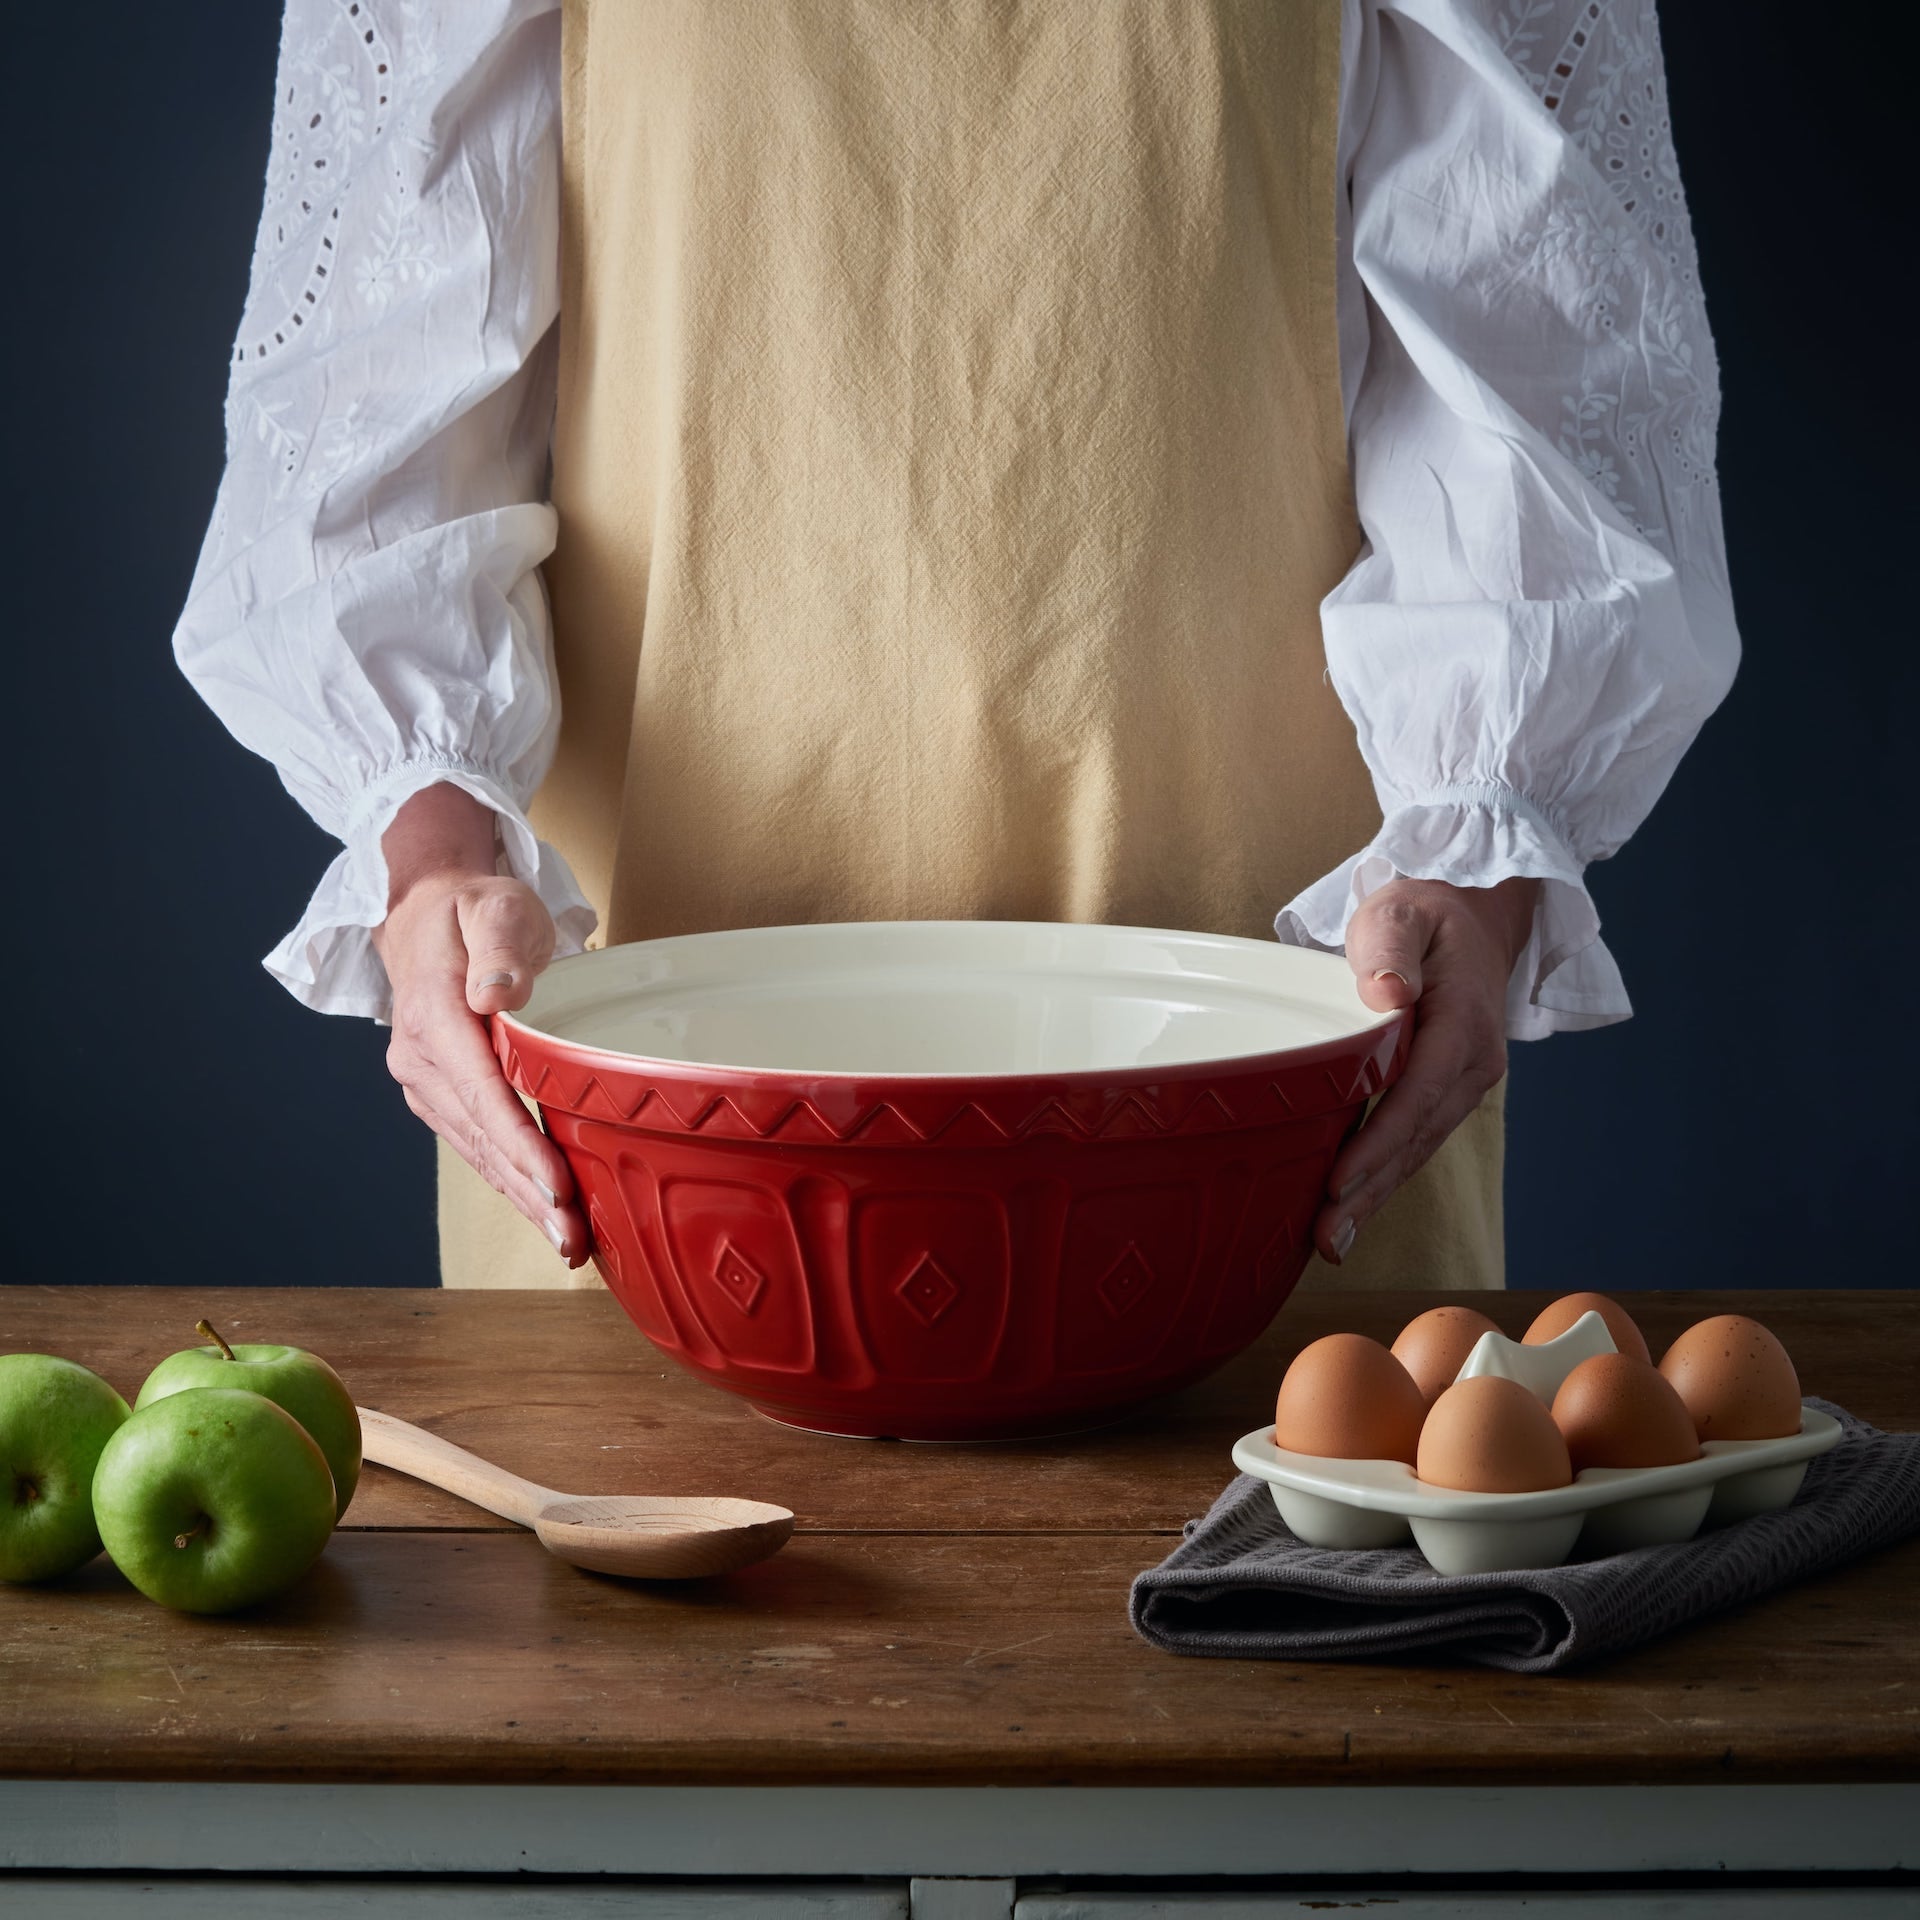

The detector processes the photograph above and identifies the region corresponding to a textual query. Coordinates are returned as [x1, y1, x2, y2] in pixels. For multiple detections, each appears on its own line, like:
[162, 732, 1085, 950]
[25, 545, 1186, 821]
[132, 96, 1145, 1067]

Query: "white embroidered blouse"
[173, 0, 1738, 1039]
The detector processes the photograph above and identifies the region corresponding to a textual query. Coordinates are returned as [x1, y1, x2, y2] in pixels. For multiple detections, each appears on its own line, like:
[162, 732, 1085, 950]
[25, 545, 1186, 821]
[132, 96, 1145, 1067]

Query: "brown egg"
[1417, 1375, 1574, 1493]
[1658, 1314, 1802, 1441]
[1391, 1306, 1504, 1408]
[1524, 1291, 1650, 1363]
[1550, 1352, 1700, 1471]
[1274, 1333, 1426, 1465]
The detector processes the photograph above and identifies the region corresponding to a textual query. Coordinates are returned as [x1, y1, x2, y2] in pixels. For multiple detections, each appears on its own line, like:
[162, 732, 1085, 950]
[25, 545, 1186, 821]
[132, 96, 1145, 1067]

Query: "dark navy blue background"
[8, 7, 1909, 1289]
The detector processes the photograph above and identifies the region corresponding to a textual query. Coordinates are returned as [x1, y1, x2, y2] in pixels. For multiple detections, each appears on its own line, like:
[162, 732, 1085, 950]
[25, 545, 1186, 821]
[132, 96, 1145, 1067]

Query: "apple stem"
[174, 1516, 210, 1550]
[195, 1318, 237, 1363]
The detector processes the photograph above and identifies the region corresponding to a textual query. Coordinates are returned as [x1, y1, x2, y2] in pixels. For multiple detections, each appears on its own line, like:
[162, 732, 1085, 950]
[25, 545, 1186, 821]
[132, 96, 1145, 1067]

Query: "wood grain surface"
[2, 1286, 1915, 1788]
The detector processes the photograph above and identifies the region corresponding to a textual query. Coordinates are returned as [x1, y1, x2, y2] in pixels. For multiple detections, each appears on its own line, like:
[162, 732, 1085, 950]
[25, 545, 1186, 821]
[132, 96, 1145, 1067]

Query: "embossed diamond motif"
[1097, 1242, 1155, 1318]
[896, 1253, 962, 1327]
[712, 1239, 767, 1317]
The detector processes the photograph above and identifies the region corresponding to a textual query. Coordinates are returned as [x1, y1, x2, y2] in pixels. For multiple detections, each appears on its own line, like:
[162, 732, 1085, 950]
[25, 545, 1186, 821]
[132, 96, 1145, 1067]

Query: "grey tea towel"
[1129, 1399, 1920, 1673]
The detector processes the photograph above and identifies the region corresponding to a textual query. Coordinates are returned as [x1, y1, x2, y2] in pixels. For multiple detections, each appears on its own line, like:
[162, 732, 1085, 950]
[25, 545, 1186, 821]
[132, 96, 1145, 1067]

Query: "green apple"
[136, 1321, 360, 1519]
[92, 1386, 337, 1613]
[1, 1353, 132, 1582]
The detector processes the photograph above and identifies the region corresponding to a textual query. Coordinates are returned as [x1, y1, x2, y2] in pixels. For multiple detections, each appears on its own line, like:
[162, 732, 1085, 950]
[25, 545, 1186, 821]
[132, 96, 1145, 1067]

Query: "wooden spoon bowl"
[529, 1493, 795, 1579]
[358, 1407, 794, 1580]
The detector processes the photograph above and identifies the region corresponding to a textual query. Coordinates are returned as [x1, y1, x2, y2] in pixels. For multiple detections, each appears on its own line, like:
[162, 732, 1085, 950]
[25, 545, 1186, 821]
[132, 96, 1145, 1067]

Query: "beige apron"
[439, 0, 1506, 1292]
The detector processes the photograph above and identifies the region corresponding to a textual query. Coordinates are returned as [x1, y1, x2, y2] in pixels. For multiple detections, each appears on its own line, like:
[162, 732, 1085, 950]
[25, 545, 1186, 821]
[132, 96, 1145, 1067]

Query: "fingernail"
[543, 1217, 566, 1254]
[1331, 1217, 1357, 1260]
[534, 1179, 558, 1208]
[1372, 969, 1410, 988]
[479, 971, 514, 990]
[1336, 1172, 1365, 1205]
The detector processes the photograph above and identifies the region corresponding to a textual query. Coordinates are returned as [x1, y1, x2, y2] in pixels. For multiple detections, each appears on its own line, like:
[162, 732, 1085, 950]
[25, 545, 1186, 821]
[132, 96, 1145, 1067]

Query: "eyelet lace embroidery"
[214, 3, 1723, 579]
[234, 1, 393, 367]
[1496, 0, 1722, 568]
[223, 1, 446, 505]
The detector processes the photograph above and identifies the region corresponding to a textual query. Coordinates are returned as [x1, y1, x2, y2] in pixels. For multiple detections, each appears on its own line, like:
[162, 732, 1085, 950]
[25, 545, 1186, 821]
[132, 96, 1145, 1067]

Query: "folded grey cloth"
[1130, 1398, 1920, 1673]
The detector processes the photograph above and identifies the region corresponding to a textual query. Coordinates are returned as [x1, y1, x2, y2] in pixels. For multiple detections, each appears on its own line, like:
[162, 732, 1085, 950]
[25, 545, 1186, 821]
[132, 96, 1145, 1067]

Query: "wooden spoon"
[356, 1407, 794, 1579]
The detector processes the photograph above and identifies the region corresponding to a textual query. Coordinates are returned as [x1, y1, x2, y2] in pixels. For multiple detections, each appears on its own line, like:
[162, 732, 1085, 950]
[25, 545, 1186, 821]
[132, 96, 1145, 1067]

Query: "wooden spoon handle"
[356, 1407, 558, 1529]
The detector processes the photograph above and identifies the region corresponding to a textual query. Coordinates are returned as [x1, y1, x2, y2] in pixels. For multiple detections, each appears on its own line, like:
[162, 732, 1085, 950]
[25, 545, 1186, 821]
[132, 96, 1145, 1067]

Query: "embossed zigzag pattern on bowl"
[494, 1026, 1406, 1144]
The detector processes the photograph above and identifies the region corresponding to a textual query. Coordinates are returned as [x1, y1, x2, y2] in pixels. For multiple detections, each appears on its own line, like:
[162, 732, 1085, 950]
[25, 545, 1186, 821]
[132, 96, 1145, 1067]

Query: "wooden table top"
[2, 1285, 1914, 1789]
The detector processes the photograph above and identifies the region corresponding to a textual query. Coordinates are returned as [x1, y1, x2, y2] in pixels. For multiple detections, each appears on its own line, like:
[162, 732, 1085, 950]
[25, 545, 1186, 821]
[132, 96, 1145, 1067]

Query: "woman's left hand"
[1312, 875, 1541, 1265]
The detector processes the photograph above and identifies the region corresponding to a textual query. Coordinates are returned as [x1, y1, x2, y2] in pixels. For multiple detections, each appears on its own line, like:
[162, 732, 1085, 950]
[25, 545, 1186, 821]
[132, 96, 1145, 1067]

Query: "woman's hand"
[1312, 875, 1540, 1266]
[371, 784, 589, 1266]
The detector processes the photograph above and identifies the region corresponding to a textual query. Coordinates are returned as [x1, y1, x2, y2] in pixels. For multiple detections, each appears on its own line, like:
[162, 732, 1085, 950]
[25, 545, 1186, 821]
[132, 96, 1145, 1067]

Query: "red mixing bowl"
[495, 920, 1409, 1440]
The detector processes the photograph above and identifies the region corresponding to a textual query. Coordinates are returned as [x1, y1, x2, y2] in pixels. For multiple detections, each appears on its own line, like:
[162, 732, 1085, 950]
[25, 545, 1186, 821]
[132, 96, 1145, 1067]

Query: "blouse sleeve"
[1279, 0, 1740, 1039]
[171, 0, 591, 1022]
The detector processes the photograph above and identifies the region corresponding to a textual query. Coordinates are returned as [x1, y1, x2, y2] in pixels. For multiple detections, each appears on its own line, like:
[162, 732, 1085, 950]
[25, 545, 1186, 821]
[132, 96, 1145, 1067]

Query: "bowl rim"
[494, 917, 1406, 1088]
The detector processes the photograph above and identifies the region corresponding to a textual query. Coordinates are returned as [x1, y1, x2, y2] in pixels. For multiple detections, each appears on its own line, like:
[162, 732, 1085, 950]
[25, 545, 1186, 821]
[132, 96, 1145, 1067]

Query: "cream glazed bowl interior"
[494, 921, 1411, 1441]
[505, 919, 1399, 1078]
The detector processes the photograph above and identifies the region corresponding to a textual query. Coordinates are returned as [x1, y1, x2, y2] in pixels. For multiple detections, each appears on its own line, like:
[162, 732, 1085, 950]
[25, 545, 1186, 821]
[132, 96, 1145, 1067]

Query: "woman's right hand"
[371, 783, 589, 1266]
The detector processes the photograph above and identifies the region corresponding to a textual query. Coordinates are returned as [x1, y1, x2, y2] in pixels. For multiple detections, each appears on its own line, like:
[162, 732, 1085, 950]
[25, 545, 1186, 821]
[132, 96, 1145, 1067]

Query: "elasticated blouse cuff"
[262, 758, 598, 1024]
[1273, 785, 1631, 1040]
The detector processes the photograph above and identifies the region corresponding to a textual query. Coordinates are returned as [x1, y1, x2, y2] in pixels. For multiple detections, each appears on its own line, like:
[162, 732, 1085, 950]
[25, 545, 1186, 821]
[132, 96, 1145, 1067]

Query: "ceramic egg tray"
[1232, 1312, 1842, 1575]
